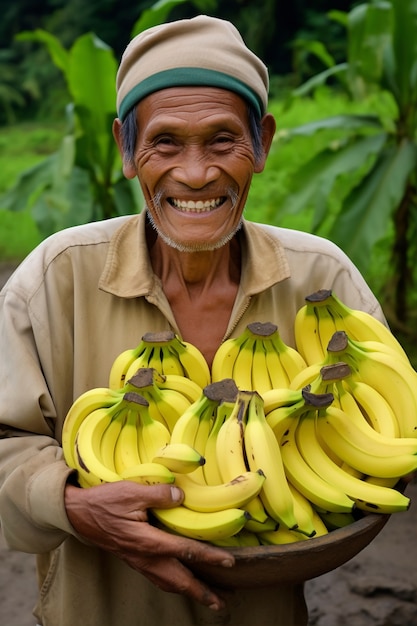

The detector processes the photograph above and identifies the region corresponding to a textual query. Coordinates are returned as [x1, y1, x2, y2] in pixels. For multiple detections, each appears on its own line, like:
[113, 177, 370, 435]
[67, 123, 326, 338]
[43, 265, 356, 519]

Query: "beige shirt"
[0, 211, 385, 625]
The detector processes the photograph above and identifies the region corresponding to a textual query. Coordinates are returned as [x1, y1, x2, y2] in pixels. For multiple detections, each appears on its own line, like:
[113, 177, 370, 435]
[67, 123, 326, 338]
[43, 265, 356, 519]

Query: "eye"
[154, 135, 175, 146]
[152, 135, 180, 153]
[211, 134, 234, 150]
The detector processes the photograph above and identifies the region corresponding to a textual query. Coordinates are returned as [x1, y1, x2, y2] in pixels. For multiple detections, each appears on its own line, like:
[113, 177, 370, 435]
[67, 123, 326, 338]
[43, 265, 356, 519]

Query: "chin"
[147, 209, 243, 252]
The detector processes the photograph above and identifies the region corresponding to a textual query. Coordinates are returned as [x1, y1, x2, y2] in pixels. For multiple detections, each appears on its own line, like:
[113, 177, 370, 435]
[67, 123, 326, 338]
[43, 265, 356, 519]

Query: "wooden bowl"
[190, 510, 391, 589]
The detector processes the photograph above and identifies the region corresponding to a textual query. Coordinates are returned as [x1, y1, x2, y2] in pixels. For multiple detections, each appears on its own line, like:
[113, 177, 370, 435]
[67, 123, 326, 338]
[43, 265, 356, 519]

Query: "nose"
[172, 146, 220, 188]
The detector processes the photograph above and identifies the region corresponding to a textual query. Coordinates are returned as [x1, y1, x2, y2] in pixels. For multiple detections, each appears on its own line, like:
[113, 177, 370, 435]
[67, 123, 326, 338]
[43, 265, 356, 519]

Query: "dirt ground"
[1, 262, 416, 626]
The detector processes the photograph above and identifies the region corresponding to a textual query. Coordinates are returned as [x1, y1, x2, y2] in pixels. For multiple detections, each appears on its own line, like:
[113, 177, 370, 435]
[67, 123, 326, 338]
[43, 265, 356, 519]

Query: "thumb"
[126, 482, 185, 509]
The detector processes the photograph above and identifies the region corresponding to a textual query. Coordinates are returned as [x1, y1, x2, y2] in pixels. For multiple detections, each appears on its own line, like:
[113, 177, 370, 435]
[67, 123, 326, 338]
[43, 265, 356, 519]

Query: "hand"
[64, 481, 235, 611]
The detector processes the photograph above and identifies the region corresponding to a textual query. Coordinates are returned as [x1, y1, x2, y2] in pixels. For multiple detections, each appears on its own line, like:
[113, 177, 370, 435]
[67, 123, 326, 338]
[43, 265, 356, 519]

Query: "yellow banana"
[113, 409, 142, 474]
[295, 412, 411, 513]
[166, 335, 211, 388]
[61, 387, 122, 469]
[317, 417, 417, 478]
[244, 515, 278, 533]
[152, 442, 205, 474]
[74, 406, 124, 484]
[251, 339, 275, 394]
[123, 392, 170, 464]
[159, 345, 185, 376]
[315, 305, 339, 356]
[294, 303, 325, 366]
[151, 506, 249, 541]
[120, 462, 175, 485]
[157, 373, 203, 403]
[215, 391, 268, 523]
[108, 346, 141, 389]
[210, 529, 260, 547]
[100, 407, 128, 472]
[169, 389, 217, 447]
[342, 379, 399, 437]
[317, 289, 410, 361]
[174, 470, 266, 513]
[316, 404, 417, 464]
[260, 323, 307, 385]
[215, 392, 252, 482]
[280, 417, 355, 513]
[211, 331, 249, 383]
[123, 346, 156, 384]
[317, 509, 357, 530]
[261, 387, 304, 414]
[288, 482, 318, 538]
[263, 339, 290, 389]
[266, 387, 333, 435]
[244, 392, 300, 531]
[327, 331, 417, 438]
[232, 335, 255, 390]
[126, 368, 192, 433]
[258, 527, 310, 545]
[202, 401, 231, 486]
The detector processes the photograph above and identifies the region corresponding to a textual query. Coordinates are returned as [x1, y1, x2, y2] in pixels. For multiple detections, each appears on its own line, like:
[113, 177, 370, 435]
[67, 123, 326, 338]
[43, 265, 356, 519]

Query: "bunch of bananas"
[62, 291, 417, 546]
[211, 321, 307, 392]
[109, 330, 211, 390]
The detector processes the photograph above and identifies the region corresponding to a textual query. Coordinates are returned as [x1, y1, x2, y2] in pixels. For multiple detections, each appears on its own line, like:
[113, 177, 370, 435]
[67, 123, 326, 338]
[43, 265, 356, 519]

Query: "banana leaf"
[329, 138, 417, 273]
[282, 132, 388, 232]
[390, 0, 417, 108]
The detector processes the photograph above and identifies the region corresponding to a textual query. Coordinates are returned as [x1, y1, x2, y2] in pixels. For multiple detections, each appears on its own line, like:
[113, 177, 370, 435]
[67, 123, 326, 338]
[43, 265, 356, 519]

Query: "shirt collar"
[99, 211, 290, 298]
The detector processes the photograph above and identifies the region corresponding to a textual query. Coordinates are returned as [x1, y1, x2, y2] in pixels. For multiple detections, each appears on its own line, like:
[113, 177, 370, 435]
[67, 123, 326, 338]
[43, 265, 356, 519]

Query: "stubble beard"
[145, 188, 243, 252]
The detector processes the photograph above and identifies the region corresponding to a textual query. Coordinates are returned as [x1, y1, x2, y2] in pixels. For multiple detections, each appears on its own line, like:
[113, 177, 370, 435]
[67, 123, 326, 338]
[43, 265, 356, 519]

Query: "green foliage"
[0, 0, 216, 237]
[0, 30, 142, 237]
[276, 0, 417, 326]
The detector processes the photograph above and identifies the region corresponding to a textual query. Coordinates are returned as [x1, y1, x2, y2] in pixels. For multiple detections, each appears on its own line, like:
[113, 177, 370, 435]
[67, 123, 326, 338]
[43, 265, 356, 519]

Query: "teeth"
[171, 198, 222, 212]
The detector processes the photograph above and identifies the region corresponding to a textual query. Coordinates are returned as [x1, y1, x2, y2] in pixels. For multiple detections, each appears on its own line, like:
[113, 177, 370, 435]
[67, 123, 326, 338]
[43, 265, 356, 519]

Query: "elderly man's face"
[126, 87, 269, 251]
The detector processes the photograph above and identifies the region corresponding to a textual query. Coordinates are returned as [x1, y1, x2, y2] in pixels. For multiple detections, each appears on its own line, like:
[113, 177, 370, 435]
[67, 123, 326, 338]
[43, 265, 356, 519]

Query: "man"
[0, 15, 388, 626]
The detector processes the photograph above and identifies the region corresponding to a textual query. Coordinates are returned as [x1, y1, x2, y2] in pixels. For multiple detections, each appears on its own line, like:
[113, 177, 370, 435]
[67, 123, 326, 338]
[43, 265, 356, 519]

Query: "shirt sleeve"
[0, 278, 78, 553]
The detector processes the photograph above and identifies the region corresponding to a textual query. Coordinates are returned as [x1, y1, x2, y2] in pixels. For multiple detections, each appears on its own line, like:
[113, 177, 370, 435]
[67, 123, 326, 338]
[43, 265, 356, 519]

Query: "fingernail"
[221, 558, 234, 568]
[170, 486, 183, 502]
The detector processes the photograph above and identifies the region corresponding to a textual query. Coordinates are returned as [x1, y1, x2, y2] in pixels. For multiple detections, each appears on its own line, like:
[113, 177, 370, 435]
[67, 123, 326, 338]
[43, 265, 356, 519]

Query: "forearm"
[0, 433, 77, 552]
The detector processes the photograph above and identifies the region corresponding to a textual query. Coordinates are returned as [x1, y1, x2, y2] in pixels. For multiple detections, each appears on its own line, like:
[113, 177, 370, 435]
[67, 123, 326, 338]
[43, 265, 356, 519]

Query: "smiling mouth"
[169, 197, 225, 212]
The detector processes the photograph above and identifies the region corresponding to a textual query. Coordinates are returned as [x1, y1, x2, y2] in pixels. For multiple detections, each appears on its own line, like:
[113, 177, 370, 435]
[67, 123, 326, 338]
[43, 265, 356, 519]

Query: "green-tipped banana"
[152, 442, 205, 474]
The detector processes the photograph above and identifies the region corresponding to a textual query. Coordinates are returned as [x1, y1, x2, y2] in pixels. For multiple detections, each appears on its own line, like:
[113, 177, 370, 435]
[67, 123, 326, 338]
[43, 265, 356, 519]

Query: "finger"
[137, 555, 227, 611]
[136, 523, 235, 568]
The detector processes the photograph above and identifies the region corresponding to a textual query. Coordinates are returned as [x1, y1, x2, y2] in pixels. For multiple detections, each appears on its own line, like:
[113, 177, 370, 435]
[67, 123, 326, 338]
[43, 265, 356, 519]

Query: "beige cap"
[116, 15, 269, 121]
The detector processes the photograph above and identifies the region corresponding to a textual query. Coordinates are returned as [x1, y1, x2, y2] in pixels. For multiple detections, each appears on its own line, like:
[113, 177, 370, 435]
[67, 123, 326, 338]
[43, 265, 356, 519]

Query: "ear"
[254, 113, 276, 173]
[112, 118, 137, 180]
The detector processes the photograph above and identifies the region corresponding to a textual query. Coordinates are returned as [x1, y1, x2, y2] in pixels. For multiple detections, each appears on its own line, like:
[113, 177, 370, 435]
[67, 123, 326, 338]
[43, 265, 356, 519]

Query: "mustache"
[151, 187, 239, 212]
